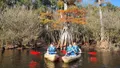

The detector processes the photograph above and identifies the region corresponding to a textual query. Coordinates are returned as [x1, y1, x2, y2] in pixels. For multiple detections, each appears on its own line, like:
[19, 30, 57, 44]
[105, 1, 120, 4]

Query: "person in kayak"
[66, 44, 76, 56]
[72, 42, 82, 55]
[47, 42, 57, 55]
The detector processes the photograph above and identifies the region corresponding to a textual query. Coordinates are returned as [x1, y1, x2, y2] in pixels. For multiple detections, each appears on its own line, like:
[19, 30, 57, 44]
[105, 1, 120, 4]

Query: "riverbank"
[0, 41, 120, 53]
[81, 41, 120, 52]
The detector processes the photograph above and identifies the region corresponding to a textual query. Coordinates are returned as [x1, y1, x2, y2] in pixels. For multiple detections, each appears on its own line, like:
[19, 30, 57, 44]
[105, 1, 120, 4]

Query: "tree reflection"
[101, 51, 112, 66]
[62, 63, 69, 68]
[0, 47, 5, 64]
[1, 47, 5, 55]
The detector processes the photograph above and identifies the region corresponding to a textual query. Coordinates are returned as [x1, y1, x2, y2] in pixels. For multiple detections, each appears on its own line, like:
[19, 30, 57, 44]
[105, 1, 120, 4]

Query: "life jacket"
[48, 45, 56, 54]
[66, 46, 76, 56]
[72, 45, 80, 53]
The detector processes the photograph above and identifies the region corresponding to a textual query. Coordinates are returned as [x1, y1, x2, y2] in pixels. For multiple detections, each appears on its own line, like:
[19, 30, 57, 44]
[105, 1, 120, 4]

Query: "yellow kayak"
[62, 54, 81, 63]
[44, 53, 59, 62]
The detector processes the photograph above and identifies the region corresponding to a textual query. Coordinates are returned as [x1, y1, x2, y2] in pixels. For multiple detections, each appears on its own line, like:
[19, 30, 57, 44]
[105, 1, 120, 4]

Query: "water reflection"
[1, 47, 5, 55]
[29, 60, 38, 68]
[26, 49, 30, 56]
[30, 50, 42, 61]
[62, 59, 82, 68]
[0, 49, 120, 68]
[44, 59, 55, 68]
[0, 47, 5, 65]
[29, 49, 43, 68]
[62, 63, 69, 68]
[88, 51, 97, 63]
[97, 51, 119, 68]
[89, 56, 97, 63]
[101, 51, 112, 67]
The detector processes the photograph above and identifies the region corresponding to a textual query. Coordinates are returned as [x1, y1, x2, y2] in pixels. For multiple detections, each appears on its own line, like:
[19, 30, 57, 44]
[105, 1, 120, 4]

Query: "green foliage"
[50, 0, 57, 6]
[105, 2, 118, 11]
[0, 0, 5, 8]
[57, 0, 64, 9]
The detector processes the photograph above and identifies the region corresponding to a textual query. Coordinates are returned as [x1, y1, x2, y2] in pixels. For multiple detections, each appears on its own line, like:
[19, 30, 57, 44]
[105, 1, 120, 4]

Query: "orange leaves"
[41, 19, 53, 24]
[60, 17, 86, 24]
[52, 22, 63, 30]
[57, 6, 86, 24]
[57, 10, 65, 13]
[70, 18, 86, 24]
[39, 5, 86, 29]
[39, 12, 54, 24]
[64, 6, 86, 17]
[77, 0, 82, 2]
[60, 6, 86, 14]
[40, 12, 53, 19]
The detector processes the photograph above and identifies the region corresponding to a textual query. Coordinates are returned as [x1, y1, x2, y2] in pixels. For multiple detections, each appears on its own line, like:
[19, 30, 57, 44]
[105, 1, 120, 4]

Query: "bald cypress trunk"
[98, 0, 105, 41]
[64, 1, 67, 10]
[58, 0, 73, 50]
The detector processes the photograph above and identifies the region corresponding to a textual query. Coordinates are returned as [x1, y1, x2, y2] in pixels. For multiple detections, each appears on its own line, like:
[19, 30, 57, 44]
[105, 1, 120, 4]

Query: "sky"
[81, 0, 120, 7]
[110, 0, 120, 7]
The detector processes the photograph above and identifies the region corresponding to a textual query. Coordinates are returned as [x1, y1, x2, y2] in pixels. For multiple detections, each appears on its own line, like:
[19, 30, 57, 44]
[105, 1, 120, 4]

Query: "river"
[0, 48, 120, 68]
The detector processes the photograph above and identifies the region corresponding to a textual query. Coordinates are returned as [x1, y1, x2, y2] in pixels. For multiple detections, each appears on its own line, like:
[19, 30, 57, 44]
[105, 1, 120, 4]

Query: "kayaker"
[66, 44, 76, 56]
[47, 43, 57, 55]
[72, 42, 82, 55]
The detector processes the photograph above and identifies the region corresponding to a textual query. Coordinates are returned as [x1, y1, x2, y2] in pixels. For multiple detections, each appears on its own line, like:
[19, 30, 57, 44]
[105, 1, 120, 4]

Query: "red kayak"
[30, 50, 41, 55]
[88, 52, 97, 56]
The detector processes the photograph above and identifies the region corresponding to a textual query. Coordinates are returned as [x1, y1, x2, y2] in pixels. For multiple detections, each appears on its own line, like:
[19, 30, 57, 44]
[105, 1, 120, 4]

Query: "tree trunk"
[59, 25, 72, 50]
[58, 0, 73, 50]
[1, 39, 5, 48]
[64, 1, 67, 10]
[98, 0, 105, 41]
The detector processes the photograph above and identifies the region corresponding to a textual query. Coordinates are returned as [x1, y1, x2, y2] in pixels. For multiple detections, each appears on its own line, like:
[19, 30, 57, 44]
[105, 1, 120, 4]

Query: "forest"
[0, 0, 120, 51]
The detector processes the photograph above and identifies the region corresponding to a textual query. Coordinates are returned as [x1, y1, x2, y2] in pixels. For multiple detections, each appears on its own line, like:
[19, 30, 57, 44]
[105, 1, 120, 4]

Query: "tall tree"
[58, 6, 86, 50]
[39, 0, 86, 49]
[95, 0, 105, 41]
[56, 0, 86, 50]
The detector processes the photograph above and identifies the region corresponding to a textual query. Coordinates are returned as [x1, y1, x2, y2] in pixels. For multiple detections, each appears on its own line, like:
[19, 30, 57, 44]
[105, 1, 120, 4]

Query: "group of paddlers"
[46, 42, 82, 56]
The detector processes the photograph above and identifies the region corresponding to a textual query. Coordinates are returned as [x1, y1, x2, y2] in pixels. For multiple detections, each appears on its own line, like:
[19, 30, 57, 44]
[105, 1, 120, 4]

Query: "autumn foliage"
[39, 12, 54, 24]
[58, 6, 86, 24]
[39, 6, 86, 29]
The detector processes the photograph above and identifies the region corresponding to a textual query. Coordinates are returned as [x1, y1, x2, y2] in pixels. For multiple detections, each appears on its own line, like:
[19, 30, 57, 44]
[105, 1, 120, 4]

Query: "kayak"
[44, 53, 59, 62]
[62, 54, 81, 63]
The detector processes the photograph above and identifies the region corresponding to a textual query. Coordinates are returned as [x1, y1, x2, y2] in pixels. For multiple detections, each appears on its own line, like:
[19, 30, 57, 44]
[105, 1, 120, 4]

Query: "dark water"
[0, 48, 120, 68]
